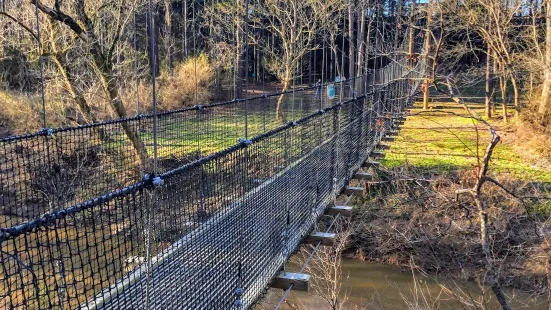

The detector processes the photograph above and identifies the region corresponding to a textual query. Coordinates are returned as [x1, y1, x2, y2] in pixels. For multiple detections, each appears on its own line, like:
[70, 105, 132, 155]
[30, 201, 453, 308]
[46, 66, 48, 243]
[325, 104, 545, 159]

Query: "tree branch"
[31, 0, 89, 42]
[0, 12, 39, 42]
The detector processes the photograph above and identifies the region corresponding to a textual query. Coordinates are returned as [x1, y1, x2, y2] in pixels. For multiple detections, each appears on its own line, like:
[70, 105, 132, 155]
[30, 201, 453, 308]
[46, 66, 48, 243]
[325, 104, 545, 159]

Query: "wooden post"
[304, 232, 336, 246]
[344, 186, 364, 197]
[272, 273, 310, 292]
[353, 172, 373, 181]
[362, 160, 380, 168]
[326, 205, 353, 217]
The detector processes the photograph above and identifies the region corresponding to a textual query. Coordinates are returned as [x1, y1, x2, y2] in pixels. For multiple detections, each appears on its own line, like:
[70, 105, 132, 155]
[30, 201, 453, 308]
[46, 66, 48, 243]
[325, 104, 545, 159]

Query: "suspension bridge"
[0, 2, 427, 304]
[0, 58, 423, 309]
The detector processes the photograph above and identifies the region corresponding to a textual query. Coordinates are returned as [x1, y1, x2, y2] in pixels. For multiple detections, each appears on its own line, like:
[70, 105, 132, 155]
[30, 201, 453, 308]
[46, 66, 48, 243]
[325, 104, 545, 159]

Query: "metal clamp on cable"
[40, 128, 54, 136]
[235, 287, 244, 296]
[152, 176, 164, 187]
[317, 109, 326, 114]
[194, 104, 204, 111]
[238, 138, 252, 146]
[288, 121, 298, 127]
[233, 299, 243, 307]
[135, 113, 144, 120]
[143, 174, 164, 187]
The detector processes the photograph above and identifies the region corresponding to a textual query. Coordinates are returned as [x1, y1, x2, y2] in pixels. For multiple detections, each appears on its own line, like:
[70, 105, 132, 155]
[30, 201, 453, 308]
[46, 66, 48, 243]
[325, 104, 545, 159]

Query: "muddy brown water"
[258, 259, 546, 309]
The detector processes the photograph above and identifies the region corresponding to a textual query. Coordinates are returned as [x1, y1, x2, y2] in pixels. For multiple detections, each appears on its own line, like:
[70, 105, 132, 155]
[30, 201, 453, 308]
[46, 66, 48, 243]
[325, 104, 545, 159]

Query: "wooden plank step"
[362, 160, 380, 168]
[371, 151, 386, 158]
[272, 272, 310, 292]
[325, 205, 353, 217]
[382, 137, 395, 142]
[353, 172, 373, 181]
[304, 232, 336, 246]
[343, 186, 364, 197]
[377, 144, 391, 150]
[394, 120, 405, 126]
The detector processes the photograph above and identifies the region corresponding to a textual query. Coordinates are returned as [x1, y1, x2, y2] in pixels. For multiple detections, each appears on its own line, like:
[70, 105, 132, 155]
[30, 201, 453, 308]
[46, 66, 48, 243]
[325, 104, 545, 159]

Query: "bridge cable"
[134, 12, 140, 115]
[193, 0, 198, 107]
[244, 0, 250, 139]
[145, 0, 160, 307]
[33, 0, 47, 129]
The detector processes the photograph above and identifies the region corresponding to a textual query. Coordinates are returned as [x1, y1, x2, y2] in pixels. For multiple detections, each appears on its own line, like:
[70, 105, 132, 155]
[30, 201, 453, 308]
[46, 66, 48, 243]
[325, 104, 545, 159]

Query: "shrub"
[158, 53, 214, 110]
[0, 91, 41, 136]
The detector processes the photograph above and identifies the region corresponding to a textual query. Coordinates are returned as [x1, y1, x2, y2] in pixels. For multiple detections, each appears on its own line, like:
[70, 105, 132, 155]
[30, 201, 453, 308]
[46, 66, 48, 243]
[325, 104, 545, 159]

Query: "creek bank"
[343, 173, 548, 296]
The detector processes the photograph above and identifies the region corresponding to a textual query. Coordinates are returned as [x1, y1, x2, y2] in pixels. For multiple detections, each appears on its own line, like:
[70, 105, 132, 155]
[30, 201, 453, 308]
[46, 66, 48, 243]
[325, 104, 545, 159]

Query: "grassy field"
[382, 102, 551, 184]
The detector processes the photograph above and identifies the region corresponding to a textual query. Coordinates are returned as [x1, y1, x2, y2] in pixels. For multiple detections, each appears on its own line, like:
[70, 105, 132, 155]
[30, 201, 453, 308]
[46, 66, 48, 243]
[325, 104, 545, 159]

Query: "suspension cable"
[193, 0, 198, 106]
[33, 0, 47, 128]
[243, 0, 250, 139]
[148, 0, 159, 176]
[134, 12, 140, 114]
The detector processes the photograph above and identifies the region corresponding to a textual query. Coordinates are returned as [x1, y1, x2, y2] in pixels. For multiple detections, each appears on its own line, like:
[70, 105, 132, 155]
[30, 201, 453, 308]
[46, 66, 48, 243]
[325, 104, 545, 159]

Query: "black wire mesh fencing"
[0, 60, 424, 309]
[0, 77, 369, 228]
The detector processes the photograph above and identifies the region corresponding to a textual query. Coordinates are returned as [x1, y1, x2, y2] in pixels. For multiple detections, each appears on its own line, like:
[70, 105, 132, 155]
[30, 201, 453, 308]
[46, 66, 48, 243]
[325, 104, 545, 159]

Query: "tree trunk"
[341, 17, 346, 78]
[356, 2, 366, 77]
[407, 0, 416, 69]
[348, 0, 355, 79]
[309, 50, 313, 87]
[477, 206, 512, 310]
[49, 21, 97, 124]
[276, 79, 290, 122]
[511, 75, 519, 119]
[540, 0, 551, 116]
[356, 1, 366, 93]
[235, 0, 245, 99]
[422, 82, 429, 110]
[164, 0, 173, 73]
[422, 3, 432, 110]
[485, 49, 492, 118]
[500, 76, 508, 123]
[183, 0, 188, 58]
[34, 1, 149, 167]
[52, 54, 96, 124]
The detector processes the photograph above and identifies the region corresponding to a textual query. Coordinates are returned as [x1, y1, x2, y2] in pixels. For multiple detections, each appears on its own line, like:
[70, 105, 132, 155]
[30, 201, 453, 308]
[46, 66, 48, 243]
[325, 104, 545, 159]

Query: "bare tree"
[254, 0, 321, 121]
[540, 0, 551, 117]
[31, 0, 149, 165]
[301, 219, 353, 310]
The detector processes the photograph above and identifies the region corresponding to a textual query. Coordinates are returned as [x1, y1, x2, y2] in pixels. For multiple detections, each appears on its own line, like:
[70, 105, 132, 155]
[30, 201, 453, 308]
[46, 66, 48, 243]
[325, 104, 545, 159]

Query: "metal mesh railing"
[0, 59, 424, 309]
[0, 77, 368, 228]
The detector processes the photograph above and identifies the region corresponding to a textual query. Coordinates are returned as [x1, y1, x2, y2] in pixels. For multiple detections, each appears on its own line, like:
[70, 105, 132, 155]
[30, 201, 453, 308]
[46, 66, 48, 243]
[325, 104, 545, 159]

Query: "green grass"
[382, 102, 551, 183]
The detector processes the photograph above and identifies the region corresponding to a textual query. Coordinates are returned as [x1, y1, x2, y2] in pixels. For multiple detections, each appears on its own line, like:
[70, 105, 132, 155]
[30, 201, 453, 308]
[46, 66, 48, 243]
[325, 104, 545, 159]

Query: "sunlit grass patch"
[383, 102, 551, 183]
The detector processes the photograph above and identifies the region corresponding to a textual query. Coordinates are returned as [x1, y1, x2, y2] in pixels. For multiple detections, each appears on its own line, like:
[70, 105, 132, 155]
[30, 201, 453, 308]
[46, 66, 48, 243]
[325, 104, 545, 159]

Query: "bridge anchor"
[272, 272, 310, 292]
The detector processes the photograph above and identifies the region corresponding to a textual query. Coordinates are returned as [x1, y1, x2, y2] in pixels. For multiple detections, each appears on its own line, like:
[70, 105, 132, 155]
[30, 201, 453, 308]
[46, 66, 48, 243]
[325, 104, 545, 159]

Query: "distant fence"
[0, 77, 369, 228]
[0, 59, 424, 309]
